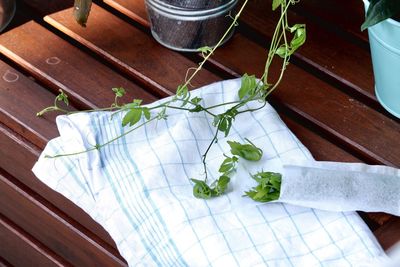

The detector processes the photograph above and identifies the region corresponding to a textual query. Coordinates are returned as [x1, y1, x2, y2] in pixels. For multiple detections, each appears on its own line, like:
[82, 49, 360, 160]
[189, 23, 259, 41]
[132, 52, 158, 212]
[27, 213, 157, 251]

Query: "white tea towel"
[33, 78, 386, 266]
[280, 160, 400, 216]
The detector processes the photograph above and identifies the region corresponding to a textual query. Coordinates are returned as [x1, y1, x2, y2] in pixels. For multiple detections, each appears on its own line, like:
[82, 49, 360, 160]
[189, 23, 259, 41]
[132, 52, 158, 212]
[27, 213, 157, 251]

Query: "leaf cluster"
[122, 100, 151, 127]
[227, 139, 263, 161]
[244, 172, 282, 202]
[56, 90, 69, 106]
[275, 24, 306, 59]
[191, 155, 238, 199]
[192, 138, 265, 200]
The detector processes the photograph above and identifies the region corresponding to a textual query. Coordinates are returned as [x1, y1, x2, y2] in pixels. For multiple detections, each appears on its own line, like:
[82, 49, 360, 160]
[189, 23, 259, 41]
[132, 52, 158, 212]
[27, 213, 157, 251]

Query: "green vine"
[37, 0, 305, 202]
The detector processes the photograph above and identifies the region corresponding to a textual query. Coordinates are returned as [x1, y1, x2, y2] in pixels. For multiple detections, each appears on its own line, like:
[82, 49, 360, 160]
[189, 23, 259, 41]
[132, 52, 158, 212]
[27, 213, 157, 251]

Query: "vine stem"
[263, 0, 292, 86]
[201, 121, 221, 182]
[45, 116, 158, 158]
[181, 0, 250, 89]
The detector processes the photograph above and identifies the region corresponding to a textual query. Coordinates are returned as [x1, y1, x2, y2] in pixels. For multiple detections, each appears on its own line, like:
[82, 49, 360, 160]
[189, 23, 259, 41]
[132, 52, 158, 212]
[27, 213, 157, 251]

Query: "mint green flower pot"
[363, 0, 400, 118]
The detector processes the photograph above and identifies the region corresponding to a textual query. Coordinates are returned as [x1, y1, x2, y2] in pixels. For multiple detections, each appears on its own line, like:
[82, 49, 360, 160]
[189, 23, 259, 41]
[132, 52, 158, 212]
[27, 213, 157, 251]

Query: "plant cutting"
[362, 0, 400, 118]
[38, 0, 306, 202]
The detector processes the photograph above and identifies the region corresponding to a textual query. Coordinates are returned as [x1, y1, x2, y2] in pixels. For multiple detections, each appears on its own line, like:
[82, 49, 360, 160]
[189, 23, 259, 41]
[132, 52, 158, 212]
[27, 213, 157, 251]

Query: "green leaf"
[122, 108, 142, 127]
[275, 44, 289, 58]
[272, 0, 282, 10]
[218, 116, 233, 137]
[290, 25, 306, 52]
[238, 74, 257, 100]
[213, 115, 220, 127]
[189, 105, 203, 113]
[227, 140, 263, 161]
[212, 175, 230, 196]
[191, 179, 212, 199]
[112, 87, 126, 98]
[177, 84, 189, 98]
[191, 96, 202, 105]
[244, 171, 282, 203]
[197, 46, 213, 57]
[218, 156, 238, 173]
[56, 90, 69, 106]
[142, 107, 151, 120]
[362, 0, 400, 30]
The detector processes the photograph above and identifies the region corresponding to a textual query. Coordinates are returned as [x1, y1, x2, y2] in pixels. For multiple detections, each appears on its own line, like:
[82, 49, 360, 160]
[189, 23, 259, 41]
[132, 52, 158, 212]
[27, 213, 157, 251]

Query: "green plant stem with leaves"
[38, 0, 306, 202]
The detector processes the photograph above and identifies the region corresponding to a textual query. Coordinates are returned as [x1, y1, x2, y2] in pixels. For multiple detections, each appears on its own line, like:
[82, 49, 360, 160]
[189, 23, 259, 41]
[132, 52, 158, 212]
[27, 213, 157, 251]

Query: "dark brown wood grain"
[291, 0, 369, 43]
[0, 123, 123, 252]
[0, 21, 157, 110]
[374, 217, 400, 251]
[239, 0, 378, 105]
[0, 169, 127, 267]
[104, 0, 149, 27]
[0, 60, 132, 253]
[0, 256, 13, 267]
[45, 4, 221, 97]
[107, 0, 377, 105]
[0, 61, 64, 147]
[0, 214, 68, 267]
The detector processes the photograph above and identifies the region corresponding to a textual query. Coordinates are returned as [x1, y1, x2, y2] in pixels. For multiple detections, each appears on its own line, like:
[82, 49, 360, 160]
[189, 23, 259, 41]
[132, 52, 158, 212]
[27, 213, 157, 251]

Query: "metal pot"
[0, 0, 16, 32]
[145, 0, 238, 52]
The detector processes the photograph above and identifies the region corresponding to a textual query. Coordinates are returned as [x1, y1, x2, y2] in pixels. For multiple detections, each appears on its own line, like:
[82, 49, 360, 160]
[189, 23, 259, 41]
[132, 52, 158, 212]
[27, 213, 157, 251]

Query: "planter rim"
[363, 0, 400, 28]
[146, 0, 238, 19]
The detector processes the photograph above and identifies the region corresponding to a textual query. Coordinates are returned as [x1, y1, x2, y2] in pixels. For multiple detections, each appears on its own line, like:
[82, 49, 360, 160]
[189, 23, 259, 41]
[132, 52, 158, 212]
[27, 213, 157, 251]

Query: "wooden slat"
[0, 61, 122, 247]
[0, 214, 68, 267]
[44, 4, 221, 97]
[280, 115, 360, 163]
[0, 76, 123, 251]
[107, 0, 376, 105]
[0, 61, 64, 147]
[0, 168, 127, 267]
[0, 21, 157, 110]
[0, 124, 125, 263]
[374, 217, 400, 251]
[19, 0, 73, 17]
[291, 0, 369, 43]
[239, 0, 377, 105]
[0, 256, 13, 267]
[104, 0, 149, 27]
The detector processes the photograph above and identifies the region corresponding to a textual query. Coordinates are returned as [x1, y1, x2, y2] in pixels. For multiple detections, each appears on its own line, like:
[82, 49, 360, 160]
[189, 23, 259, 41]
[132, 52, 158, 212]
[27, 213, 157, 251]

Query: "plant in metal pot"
[40, 0, 306, 201]
[361, 0, 400, 118]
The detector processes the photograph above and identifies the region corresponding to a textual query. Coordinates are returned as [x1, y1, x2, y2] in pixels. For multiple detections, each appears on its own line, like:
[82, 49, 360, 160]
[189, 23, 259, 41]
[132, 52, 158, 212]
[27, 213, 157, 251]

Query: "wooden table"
[1, 0, 399, 266]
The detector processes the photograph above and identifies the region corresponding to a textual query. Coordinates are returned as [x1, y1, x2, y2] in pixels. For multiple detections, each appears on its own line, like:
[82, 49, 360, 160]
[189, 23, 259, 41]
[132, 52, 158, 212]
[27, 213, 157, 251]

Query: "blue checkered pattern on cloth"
[33, 78, 385, 266]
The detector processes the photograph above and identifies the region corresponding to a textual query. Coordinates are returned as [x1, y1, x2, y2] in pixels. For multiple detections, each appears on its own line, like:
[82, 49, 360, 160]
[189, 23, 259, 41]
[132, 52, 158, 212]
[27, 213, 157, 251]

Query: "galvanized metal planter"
[145, 0, 238, 52]
[0, 0, 16, 32]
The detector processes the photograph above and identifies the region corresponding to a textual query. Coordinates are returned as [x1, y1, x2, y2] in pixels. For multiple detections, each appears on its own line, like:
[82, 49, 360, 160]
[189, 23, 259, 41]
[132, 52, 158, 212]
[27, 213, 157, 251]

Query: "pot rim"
[146, 0, 238, 19]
